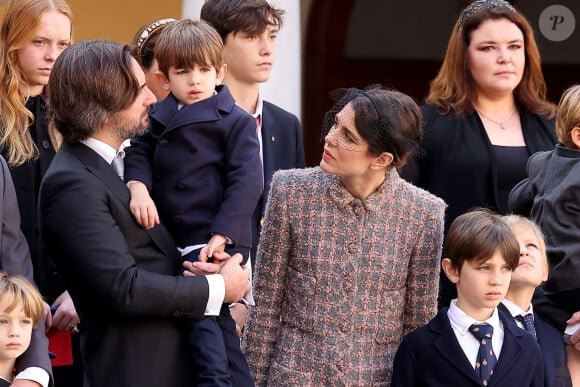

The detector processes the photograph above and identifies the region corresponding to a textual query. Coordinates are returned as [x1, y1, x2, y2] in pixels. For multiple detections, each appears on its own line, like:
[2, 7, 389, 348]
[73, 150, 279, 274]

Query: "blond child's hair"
[555, 84, 580, 149]
[503, 214, 547, 263]
[0, 272, 44, 326]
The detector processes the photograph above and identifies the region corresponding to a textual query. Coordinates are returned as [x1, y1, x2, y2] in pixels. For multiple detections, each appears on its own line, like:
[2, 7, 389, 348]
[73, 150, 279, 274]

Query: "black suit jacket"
[251, 101, 305, 260]
[498, 303, 572, 387]
[391, 308, 544, 386]
[40, 142, 212, 387]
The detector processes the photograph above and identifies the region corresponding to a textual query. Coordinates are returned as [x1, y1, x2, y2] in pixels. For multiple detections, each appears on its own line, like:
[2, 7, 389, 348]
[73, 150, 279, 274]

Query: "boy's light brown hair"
[555, 84, 580, 149]
[0, 272, 44, 326]
[154, 19, 223, 77]
[444, 209, 519, 272]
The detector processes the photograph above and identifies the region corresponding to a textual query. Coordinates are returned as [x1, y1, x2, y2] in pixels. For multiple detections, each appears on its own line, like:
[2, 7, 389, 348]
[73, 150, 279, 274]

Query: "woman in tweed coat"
[243, 85, 446, 386]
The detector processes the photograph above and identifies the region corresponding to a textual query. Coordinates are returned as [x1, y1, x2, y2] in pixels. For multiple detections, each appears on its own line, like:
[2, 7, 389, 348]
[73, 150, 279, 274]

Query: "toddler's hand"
[199, 234, 227, 262]
[128, 181, 160, 229]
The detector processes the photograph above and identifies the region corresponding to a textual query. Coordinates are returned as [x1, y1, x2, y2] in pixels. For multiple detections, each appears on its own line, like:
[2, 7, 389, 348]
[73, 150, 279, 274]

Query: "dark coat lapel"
[62, 142, 178, 259]
[489, 310, 525, 383]
[431, 309, 482, 385]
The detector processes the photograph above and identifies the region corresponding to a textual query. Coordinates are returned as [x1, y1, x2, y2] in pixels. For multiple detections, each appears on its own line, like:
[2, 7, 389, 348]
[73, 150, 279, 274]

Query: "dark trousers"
[188, 304, 254, 387]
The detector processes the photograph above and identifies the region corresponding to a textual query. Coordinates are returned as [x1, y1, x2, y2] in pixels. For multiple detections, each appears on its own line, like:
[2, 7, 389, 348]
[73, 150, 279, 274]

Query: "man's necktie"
[111, 151, 124, 180]
[469, 323, 497, 386]
[515, 314, 536, 336]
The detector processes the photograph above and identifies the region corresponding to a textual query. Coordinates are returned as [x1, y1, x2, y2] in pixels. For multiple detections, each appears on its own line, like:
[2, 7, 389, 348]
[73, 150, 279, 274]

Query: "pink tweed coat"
[243, 167, 445, 386]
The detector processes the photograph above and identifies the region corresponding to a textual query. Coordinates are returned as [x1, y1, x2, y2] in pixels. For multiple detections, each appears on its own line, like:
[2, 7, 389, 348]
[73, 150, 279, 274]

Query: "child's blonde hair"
[0, 272, 44, 326]
[556, 84, 580, 149]
[503, 214, 547, 262]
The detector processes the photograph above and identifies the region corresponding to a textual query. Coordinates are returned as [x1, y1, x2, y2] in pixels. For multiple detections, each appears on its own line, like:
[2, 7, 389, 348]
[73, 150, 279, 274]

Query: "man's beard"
[110, 114, 149, 141]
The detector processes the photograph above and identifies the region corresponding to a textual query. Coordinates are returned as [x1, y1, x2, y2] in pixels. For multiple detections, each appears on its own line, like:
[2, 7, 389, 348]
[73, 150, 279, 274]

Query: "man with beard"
[39, 40, 250, 387]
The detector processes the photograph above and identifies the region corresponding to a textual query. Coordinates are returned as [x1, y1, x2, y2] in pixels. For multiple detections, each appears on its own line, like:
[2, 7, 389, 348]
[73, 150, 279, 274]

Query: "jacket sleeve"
[390, 337, 418, 387]
[0, 156, 52, 381]
[211, 113, 263, 244]
[123, 122, 161, 191]
[403, 193, 445, 333]
[242, 172, 291, 386]
[40, 166, 209, 318]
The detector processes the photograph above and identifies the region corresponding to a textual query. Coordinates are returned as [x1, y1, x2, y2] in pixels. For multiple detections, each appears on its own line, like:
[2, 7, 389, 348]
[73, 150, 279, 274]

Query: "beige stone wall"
[0, 0, 182, 44]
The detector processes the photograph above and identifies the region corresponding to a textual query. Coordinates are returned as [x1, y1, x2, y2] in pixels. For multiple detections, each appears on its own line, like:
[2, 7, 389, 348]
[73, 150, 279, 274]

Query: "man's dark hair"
[48, 40, 140, 143]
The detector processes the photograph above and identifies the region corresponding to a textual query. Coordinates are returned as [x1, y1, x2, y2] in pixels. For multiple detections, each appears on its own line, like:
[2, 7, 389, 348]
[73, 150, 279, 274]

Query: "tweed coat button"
[176, 182, 185, 190]
[339, 320, 350, 333]
[159, 139, 168, 145]
[42, 140, 50, 149]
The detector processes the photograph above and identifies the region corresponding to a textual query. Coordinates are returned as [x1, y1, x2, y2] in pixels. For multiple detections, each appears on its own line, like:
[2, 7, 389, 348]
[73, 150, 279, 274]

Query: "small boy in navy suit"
[391, 209, 544, 386]
[500, 215, 572, 387]
[124, 19, 260, 387]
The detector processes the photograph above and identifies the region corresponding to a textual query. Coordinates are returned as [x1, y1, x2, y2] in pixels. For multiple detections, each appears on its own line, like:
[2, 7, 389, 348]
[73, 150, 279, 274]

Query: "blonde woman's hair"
[0, 0, 71, 166]
[0, 272, 44, 327]
[555, 84, 580, 149]
[503, 214, 547, 263]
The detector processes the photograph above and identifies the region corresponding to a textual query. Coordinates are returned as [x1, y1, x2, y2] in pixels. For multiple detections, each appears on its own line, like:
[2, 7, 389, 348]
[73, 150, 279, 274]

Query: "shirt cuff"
[14, 367, 50, 387]
[204, 274, 225, 316]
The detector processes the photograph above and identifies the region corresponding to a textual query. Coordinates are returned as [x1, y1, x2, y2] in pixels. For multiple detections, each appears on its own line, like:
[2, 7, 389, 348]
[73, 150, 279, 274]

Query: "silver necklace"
[477, 109, 517, 130]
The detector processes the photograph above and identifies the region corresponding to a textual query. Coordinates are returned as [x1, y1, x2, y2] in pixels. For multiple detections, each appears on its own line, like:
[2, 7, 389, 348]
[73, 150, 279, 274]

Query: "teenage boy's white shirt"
[501, 298, 534, 330]
[447, 299, 504, 369]
[79, 137, 225, 315]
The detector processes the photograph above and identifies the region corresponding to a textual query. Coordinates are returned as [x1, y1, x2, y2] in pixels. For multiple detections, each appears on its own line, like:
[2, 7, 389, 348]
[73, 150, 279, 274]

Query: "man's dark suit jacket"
[251, 101, 305, 260]
[391, 308, 544, 387]
[498, 303, 572, 387]
[0, 155, 52, 381]
[40, 142, 212, 387]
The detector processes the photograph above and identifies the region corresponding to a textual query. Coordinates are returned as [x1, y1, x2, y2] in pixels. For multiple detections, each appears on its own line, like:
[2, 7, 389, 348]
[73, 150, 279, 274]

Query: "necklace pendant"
[499, 123, 505, 130]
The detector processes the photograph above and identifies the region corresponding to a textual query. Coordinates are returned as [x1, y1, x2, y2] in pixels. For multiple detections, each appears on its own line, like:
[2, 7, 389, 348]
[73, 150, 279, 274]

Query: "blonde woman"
[0, 0, 81, 385]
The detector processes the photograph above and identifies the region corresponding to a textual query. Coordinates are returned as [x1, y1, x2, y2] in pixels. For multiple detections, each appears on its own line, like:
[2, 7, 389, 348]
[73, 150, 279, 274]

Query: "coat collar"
[151, 84, 236, 130]
[327, 169, 400, 214]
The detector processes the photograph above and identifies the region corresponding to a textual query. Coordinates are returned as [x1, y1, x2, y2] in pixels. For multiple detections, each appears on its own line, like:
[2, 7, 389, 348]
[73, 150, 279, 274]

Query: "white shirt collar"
[79, 137, 118, 165]
[447, 299, 501, 336]
[501, 298, 534, 317]
[252, 93, 264, 120]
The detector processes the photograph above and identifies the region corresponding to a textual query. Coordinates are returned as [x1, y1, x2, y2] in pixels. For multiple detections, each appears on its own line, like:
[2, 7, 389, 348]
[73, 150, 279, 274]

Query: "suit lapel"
[489, 311, 525, 383]
[62, 142, 179, 261]
[261, 103, 279, 186]
[432, 309, 482, 385]
[534, 313, 557, 383]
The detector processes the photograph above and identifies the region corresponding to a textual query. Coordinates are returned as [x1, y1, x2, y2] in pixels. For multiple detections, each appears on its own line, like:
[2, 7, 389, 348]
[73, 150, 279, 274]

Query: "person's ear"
[570, 127, 580, 149]
[442, 258, 460, 284]
[154, 70, 171, 91]
[541, 258, 549, 282]
[370, 152, 394, 170]
[216, 64, 227, 85]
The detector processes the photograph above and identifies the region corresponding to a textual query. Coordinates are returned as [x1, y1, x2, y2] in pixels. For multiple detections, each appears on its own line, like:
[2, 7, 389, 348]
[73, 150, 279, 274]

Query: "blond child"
[0, 273, 44, 386]
[500, 215, 571, 386]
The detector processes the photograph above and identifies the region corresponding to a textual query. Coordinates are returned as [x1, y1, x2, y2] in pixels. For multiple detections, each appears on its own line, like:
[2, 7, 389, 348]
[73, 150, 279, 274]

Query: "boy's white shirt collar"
[501, 297, 534, 317]
[447, 298, 502, 336]
[251, 94, 264, 119]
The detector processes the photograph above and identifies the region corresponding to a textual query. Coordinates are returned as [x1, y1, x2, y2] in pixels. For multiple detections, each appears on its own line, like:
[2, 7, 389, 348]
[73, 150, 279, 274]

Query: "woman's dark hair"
[321, 85, 423, 169]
